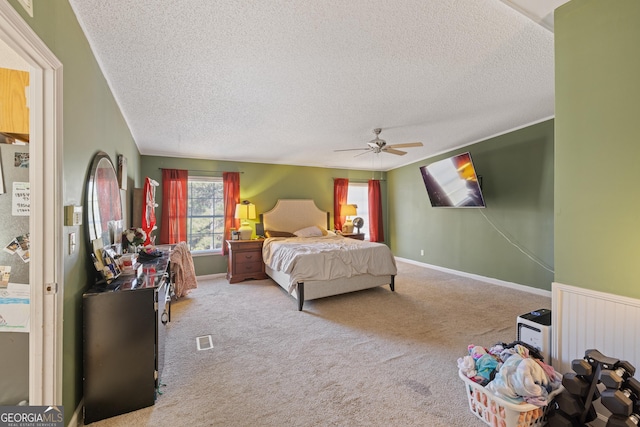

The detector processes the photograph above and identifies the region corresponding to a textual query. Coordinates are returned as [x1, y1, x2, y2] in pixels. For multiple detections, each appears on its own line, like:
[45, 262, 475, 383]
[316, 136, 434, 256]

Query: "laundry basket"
[458, 370, 560, 427]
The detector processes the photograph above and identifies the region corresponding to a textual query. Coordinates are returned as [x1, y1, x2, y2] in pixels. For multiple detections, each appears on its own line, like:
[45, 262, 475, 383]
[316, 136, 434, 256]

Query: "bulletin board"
[0, 141, 30, 406]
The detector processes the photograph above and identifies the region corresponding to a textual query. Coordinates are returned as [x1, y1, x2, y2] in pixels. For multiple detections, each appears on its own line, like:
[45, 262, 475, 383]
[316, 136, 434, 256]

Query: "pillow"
[265, 230, 295, 238]
[316, 227, 335, 236]
[293, 225, 324, 237]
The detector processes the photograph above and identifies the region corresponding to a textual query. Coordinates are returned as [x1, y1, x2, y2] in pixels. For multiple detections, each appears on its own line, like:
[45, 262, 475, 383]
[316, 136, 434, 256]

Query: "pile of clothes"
[457, 341, 562, 406]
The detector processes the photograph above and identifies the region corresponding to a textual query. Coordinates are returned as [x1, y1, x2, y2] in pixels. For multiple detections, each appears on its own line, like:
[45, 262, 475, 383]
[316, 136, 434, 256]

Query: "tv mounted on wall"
[419, 152, 486, 208]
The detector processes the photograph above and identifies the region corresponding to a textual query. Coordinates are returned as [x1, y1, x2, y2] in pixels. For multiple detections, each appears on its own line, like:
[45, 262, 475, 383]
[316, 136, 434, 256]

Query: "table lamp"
[235, 201, 256, 240]
[340, 204, 357, 233]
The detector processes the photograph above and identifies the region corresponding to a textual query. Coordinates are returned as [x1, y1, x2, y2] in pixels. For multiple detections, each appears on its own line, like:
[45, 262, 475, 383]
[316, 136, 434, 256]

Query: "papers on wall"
[0, 283, 30, 333]
[0, 266, 10, 288]
[3, 233, 30, 263]
[12, 181, 30, 216]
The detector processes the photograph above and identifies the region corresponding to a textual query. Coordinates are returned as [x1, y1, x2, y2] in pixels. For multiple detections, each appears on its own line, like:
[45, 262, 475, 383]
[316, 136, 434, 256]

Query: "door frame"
[0, 1, 63, 405]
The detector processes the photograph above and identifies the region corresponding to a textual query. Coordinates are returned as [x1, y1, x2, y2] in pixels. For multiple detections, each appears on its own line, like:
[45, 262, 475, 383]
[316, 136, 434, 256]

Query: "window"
[187, 176, 224, 252]
[347, 182, 369, 240]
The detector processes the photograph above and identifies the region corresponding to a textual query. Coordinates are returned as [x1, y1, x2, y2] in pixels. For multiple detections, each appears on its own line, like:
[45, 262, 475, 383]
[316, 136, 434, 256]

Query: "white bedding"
[262, 235, 398, 294]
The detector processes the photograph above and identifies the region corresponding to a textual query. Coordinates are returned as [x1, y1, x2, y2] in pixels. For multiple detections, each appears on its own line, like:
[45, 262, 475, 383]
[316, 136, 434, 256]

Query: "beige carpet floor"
[85, 261, 551, 427]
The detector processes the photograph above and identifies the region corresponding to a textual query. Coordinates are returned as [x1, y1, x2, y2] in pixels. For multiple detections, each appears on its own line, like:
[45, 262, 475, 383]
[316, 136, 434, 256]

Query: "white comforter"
[262, 235, 397, 293]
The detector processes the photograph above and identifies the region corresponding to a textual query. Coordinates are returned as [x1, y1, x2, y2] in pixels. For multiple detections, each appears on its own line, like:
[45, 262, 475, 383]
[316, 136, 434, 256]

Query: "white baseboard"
[196, 273, 227, 281]
[395, 257, 551, 298]
[68, 398, 82, 426]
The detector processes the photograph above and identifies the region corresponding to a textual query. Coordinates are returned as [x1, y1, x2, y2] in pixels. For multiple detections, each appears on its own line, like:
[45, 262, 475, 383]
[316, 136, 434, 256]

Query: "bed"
[261, 199, 397, 310]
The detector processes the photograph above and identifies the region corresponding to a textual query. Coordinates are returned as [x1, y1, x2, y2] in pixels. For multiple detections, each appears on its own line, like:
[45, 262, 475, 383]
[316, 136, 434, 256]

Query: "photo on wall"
[117, 155, 127, 190]
[14, 152, 29, 168]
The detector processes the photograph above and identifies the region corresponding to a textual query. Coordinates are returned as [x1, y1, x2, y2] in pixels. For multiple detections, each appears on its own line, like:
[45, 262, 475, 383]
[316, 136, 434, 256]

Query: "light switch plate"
[17, 0, 33, 17]
[65, 205, 83, 226]
[69, 232, 76, 255]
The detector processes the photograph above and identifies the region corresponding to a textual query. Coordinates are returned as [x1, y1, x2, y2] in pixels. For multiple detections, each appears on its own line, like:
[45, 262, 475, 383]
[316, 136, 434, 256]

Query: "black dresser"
[82, 252, 171, 424]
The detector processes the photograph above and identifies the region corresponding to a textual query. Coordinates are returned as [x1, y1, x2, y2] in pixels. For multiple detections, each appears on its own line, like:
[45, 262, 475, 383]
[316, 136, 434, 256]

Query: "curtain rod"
[332, 177, 386, 182]
[158, 168, 243, 174]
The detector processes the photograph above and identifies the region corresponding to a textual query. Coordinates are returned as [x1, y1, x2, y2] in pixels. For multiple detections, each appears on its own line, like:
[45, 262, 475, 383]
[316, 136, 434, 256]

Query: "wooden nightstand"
[226, 239, 267, 283]
[342, 233, 365, 240]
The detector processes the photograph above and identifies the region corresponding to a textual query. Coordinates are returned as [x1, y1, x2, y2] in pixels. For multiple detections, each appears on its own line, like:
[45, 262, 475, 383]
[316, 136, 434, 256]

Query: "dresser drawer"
[235, 241, 263, 251]
[234, 250, 262, 265]
[234, 261, 263, 274]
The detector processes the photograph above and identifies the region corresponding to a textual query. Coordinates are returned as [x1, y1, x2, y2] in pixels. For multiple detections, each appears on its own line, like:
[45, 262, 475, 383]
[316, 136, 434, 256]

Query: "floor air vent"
[196, 335, 213, 351]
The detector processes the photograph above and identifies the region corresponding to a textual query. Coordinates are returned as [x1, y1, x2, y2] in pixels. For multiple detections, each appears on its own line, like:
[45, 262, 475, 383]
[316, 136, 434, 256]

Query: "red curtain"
[368, 179, 384, 242]
[333, 178, 349, 231]
[160, 169, 188, 244]
[223, 172, 240, 255]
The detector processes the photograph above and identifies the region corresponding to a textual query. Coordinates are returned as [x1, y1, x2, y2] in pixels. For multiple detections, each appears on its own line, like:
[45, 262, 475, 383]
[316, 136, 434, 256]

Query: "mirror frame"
[85, 151, 123, 251]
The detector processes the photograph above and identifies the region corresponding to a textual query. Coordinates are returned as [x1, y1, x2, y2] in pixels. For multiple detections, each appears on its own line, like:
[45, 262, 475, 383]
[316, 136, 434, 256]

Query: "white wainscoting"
[552, 282, 640, 375]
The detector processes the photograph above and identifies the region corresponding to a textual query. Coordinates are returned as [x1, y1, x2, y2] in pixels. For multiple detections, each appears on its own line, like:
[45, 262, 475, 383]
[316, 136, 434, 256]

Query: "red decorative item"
[141, 177, 158, 245]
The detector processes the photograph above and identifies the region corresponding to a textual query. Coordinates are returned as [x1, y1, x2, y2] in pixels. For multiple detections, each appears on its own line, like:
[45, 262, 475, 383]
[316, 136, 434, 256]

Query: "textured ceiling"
[68, 0, 565, 171]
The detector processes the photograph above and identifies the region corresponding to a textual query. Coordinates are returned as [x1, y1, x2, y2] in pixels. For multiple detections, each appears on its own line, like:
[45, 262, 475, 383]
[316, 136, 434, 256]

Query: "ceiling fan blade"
[336, 131, 420, 156]
[383, 148, 407, 156]
[387, 142, 423, 149]
[334, 147, 370, 152]
[354, 151, 371, 158]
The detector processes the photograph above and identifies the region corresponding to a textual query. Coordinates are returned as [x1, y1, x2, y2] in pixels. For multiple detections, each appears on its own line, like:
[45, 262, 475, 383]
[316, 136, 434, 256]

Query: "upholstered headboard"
[261, 199, 330, 234]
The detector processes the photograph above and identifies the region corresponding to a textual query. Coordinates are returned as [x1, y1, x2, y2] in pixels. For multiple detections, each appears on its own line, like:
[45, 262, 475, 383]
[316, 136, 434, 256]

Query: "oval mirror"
[86, 151, 123, 248]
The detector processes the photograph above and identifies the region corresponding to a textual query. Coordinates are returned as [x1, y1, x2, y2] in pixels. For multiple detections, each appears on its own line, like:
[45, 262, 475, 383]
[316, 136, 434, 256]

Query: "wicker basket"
[459, 370, 560, 427]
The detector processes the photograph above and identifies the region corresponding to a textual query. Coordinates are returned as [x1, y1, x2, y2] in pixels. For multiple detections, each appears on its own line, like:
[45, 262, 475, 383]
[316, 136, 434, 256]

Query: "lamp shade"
[235, 203, 256, 220]
[340, 204, 357, 233]
[340, 204, 357, 217]
[235, 202, 256, 240]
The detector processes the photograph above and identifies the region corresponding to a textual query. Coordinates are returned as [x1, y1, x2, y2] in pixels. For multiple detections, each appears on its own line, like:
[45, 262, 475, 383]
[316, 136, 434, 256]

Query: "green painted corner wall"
[8, 1, 142, 424]
[554, 0, 640, 299]
[140, 156, 388, 276]
[388, 119, 554, 290]
[12, 0, 640, 423]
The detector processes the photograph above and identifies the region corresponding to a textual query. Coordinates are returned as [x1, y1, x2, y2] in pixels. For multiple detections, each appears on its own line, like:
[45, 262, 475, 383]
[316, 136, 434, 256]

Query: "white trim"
[69, 399, 83, 427]
[386, 115, 555, 171]
[0, 0, 63, 406]
[395, 257, 552, 297]
[196, 273, 227, 281]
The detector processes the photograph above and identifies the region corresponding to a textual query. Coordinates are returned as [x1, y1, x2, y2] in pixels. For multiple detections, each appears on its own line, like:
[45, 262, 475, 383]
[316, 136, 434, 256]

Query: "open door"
[0, 2, 63, 406]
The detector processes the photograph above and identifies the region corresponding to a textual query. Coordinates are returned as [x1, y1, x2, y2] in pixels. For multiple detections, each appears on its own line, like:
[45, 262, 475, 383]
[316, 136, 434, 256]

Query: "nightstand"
[342, 233, 365, 240]
[226, 239, 267, 283]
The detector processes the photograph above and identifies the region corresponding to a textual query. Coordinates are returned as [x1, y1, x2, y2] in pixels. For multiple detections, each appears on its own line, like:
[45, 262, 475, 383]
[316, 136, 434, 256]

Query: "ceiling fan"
[335, 128, 423, 156]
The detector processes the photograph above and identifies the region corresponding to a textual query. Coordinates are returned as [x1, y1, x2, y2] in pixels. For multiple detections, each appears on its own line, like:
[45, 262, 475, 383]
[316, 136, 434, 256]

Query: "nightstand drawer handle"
[244, 255, 253, 259]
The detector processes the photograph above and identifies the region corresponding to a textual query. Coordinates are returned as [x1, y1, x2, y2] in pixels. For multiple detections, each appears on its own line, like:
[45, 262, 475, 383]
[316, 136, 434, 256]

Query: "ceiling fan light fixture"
[333, 128, 422, 157]
[369, 128, 385, 145]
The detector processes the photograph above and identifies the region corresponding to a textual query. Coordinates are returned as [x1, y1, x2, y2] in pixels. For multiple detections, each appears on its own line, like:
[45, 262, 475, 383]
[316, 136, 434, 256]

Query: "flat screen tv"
[419, 152, 486, 208]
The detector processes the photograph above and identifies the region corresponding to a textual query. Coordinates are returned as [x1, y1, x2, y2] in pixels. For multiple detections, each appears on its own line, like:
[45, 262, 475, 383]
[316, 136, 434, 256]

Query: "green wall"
[554, 0, 640, 299]
[388, 119, 554, 290]
[7, 1, 142, 424]
[140, 156, 388, 276]
[15, 0, 640, 423]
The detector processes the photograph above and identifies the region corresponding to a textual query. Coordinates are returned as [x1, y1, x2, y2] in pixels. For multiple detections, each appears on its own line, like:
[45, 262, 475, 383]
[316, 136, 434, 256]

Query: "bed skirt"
[266, 266, 394, 310]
